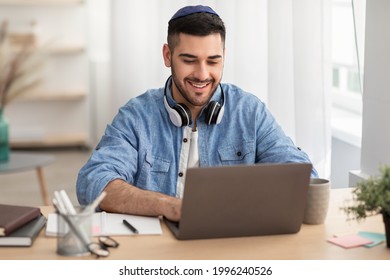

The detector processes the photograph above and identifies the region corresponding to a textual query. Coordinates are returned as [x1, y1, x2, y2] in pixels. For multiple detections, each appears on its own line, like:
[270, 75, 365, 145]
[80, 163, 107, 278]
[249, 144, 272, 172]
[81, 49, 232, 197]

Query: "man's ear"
[162, 44, 171, 67]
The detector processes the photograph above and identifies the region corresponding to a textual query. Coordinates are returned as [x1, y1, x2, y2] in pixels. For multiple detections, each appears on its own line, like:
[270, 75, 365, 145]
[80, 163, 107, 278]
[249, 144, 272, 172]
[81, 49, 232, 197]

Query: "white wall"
[350, 0, 390, 184]
[332, 137, 360, 188]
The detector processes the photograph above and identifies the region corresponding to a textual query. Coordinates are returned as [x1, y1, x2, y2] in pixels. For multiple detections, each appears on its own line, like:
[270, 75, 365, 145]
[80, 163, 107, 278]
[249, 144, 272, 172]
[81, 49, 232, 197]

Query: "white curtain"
[267, 0, 332, 178]
[110, 0, 331, 178]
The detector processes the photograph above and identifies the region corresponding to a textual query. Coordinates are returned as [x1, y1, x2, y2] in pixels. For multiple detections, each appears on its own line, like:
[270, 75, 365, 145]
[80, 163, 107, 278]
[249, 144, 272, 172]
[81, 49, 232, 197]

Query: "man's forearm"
[99, 179, 182, 221]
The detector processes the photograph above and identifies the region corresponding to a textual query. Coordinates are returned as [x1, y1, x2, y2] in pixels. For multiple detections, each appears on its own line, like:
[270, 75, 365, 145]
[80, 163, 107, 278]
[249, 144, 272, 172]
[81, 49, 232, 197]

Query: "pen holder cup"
[56, 207, 93, 257]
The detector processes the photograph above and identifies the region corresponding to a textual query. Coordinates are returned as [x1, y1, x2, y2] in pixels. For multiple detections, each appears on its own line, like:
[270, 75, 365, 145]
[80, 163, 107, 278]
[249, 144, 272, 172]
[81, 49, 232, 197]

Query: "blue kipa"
[170, 5, 219, 22]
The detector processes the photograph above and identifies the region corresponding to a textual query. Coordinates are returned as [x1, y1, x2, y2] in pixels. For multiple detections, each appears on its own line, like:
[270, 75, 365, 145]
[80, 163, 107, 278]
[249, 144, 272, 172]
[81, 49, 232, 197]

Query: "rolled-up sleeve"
[254, 101, 318, 177]
[76, 105, 140, 205]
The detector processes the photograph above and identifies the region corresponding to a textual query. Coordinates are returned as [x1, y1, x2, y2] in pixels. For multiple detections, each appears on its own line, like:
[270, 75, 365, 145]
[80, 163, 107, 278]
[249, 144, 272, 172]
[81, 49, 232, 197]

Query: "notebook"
[0, 204, 41, 236]
[46, 212, 162, 236]
[165, 163, 312, 240]
[0, 215, 46, 247]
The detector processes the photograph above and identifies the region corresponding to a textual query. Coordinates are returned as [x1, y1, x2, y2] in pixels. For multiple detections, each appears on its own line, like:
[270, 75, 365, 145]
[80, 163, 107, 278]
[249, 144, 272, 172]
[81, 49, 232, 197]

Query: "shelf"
[10, 133, 89, 148]
[14, 90, 87, 102]
[45, 45, 85, 54]
[11, 45, 86, 54]
[3, 0, 91, 150]
[0, 0, 84, 5]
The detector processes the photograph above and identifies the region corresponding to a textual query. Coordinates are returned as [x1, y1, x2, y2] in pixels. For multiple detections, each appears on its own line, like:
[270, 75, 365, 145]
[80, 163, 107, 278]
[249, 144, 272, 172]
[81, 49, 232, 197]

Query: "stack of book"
[0, 204, 46, 247]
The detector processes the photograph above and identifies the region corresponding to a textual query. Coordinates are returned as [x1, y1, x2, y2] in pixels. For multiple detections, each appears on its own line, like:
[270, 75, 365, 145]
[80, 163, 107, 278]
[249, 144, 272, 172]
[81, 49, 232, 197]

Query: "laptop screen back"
[166, 163, 312, 240]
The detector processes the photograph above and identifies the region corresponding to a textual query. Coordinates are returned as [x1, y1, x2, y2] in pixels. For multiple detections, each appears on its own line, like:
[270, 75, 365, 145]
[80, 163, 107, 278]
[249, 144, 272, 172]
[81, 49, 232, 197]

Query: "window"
[331, 0, 365, 147]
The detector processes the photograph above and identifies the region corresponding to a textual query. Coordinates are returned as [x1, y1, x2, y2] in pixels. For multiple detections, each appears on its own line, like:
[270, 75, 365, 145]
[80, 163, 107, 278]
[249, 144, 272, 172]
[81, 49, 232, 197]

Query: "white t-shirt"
[176, 126, 199, 198]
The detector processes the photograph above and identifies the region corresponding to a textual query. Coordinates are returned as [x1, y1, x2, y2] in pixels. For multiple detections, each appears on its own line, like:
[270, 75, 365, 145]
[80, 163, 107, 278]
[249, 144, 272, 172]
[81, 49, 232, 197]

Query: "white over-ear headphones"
[163, 76, 225, 127]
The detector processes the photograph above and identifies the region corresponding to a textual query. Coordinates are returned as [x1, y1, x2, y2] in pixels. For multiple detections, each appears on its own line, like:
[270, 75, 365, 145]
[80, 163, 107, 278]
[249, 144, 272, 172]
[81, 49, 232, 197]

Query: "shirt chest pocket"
[218, 141, 255, 165]
[136, 153, 171, 192]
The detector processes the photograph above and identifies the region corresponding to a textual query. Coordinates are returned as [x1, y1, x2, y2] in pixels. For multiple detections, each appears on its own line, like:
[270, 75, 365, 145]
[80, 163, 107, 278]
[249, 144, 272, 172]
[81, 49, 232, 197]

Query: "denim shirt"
[76, 83, 318, 205]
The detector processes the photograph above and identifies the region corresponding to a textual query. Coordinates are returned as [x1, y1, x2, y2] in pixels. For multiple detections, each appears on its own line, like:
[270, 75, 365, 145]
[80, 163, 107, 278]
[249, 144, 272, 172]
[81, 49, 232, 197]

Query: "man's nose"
[193, 62, 209, 81]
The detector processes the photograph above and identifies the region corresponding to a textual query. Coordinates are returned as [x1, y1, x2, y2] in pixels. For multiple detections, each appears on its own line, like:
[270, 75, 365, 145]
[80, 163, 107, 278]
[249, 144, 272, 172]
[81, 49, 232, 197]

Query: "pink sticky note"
[92, 225, 101, 235]
[327, 235, 373, 249]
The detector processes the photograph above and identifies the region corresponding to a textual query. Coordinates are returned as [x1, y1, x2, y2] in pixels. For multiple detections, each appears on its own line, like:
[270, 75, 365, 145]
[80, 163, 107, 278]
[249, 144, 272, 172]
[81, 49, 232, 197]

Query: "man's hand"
[160, 195, 182, 221]
[99, 179, 182, 221]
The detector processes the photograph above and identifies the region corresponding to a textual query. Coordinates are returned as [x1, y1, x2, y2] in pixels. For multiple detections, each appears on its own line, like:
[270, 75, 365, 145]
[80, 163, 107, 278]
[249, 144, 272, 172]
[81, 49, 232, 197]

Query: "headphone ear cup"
[205, 101, 222, 125]
[164, 95, 192, 127]
[173, 103, 192, 127]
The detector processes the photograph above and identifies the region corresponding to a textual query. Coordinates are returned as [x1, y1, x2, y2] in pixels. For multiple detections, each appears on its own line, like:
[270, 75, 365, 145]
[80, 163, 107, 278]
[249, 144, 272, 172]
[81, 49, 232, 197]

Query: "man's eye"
[183, 60, 195, 64]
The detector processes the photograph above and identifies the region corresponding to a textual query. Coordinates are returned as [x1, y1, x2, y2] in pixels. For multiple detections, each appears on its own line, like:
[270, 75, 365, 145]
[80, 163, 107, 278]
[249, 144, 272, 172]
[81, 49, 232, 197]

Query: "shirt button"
[178, 172, 184, 177]
[183, 138, 188, 143]
[237, 151, 242, 157]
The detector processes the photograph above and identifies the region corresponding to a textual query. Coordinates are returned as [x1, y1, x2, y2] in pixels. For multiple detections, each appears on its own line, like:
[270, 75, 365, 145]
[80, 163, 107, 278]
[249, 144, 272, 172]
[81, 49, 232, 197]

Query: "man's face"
[163, 33, 225, 112]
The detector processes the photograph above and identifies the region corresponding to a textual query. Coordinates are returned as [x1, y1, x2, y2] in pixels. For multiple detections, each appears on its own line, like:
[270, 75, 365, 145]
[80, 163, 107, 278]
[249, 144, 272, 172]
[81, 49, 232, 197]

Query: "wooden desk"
[0, 152, 54, 206]
[1, 188, 389, 260]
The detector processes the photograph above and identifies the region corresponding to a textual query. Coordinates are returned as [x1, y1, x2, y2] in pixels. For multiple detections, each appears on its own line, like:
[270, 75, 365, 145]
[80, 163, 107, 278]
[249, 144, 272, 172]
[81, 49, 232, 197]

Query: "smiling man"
[164, 32, 224, 124]
[76, 5, 317, 221]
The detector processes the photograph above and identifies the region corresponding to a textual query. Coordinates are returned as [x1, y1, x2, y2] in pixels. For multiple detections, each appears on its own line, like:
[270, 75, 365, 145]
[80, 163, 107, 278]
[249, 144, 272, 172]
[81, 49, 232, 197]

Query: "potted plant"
[0, 20, 43, 161]
[343, 165, 390, 248]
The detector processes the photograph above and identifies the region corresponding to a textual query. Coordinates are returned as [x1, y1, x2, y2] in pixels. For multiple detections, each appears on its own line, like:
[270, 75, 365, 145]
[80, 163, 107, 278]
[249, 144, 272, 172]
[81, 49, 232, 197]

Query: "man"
[76, 5, 317, 222]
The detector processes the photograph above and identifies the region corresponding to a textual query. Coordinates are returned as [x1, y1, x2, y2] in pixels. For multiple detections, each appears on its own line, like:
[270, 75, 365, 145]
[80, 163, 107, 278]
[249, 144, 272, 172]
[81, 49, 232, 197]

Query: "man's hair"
[167, 12, 226, 52]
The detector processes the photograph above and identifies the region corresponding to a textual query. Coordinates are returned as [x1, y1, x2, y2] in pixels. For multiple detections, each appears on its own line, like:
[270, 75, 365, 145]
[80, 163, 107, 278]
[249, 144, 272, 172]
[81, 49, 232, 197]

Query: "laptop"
[164, 163, 312, 240]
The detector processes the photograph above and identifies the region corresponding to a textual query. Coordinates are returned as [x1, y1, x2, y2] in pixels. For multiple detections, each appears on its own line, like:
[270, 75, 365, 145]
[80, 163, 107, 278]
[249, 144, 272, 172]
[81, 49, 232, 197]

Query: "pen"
[123, 219, 139, 234]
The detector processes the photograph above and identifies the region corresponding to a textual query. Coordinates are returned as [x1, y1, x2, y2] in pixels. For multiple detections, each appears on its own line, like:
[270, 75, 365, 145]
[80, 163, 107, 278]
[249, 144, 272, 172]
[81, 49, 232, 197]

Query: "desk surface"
[1, 188, 389, 260]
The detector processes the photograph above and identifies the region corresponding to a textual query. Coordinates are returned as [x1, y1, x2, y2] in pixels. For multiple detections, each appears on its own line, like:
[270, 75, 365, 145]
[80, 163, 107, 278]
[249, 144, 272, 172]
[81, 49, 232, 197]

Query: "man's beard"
[170, 67, 217, 107]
